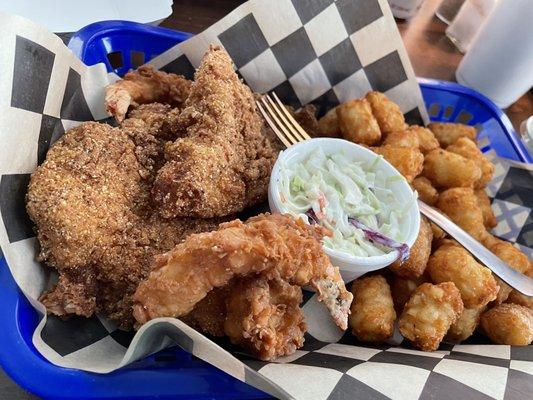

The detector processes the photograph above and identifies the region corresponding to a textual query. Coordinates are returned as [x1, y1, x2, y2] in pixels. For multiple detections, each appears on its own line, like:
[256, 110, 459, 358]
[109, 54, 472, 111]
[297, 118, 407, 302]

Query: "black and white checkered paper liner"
[0, 1, 531, 398]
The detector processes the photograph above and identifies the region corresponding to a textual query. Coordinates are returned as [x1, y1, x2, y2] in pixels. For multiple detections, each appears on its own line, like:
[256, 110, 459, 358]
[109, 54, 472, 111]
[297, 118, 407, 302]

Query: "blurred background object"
[0, 0, 172, 32]
[521, 116, 533, 154]
[445, 0, 498, 53]
[388, 0, 426, 19]
[435, 0, 465, 24]
[455, 0, 533, 108]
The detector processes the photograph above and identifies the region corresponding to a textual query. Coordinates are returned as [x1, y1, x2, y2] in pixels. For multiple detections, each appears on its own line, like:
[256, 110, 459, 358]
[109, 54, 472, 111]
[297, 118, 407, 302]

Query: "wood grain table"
[2, 0, 532, 398]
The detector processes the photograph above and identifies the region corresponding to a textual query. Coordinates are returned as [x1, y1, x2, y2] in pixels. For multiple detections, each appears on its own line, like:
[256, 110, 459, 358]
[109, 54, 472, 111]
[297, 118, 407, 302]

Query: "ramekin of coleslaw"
[268, 138, 420, 282]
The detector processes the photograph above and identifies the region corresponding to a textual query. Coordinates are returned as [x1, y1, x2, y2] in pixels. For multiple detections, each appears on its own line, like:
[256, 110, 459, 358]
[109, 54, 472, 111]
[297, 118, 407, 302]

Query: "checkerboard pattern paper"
[150, 0, 428, 122]
[0, 2, 532, 400]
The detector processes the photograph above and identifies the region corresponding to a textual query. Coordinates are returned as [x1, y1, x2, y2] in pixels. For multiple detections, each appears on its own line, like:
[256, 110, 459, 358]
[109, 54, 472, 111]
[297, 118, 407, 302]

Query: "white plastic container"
[268, 138, 420, 282]
[445, 0, 497, 53]
[388, 0, 425, 19]
[455, 0, 533, 108]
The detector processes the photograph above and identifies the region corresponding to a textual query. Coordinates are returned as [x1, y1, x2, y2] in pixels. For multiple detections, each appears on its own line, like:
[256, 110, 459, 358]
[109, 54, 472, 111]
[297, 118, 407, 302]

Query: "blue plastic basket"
[1, 20, 531, 400]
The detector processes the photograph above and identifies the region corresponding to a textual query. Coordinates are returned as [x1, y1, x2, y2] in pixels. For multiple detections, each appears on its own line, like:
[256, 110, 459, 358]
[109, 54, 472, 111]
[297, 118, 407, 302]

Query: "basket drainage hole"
[443, 105, 454, 119]
[456, 110, 473, 124]
[131, 51, 145, 68]
[428, 103, 440, 117]
[107, 51, 123, 69]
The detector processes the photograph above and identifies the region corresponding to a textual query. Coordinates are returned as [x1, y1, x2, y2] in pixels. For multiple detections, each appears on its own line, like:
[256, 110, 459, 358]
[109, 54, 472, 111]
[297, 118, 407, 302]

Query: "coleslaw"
[278, 147, 414, 260]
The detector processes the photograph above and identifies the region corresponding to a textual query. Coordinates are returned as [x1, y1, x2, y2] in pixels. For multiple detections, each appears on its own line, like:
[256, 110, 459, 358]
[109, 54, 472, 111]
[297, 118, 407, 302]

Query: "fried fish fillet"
[152, 45, 278, 219]
[27, 117, 222, 329]
[133, 213, 352, 330]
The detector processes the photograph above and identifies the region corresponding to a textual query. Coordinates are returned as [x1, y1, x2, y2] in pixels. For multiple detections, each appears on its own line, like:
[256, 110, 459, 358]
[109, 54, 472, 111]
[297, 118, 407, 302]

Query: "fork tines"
[256, 92, 311, 147]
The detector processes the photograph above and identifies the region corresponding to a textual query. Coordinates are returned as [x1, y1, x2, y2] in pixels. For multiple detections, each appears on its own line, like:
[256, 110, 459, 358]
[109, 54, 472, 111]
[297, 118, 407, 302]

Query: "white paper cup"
[455, 0, 533, 109]
[268, 138, 420, 282]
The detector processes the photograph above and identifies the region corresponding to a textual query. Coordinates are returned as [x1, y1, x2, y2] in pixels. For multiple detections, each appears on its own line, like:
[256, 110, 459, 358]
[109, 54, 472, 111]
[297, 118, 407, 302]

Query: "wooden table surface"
[162, 0, 532, 132]
[2, 0, 532, 398]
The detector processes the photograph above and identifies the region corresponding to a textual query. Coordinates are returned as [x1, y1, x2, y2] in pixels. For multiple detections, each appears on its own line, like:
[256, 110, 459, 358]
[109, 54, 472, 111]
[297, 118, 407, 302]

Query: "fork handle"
[418, 200, 533, 296]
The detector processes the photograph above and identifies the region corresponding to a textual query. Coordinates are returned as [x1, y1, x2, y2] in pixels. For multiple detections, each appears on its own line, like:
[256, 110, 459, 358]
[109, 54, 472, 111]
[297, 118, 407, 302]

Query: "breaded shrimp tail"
[133, 213, 352, 330]
[185, 276, 307, 361]
[152, 45, 277, 219]
[105, 65, 191, 122]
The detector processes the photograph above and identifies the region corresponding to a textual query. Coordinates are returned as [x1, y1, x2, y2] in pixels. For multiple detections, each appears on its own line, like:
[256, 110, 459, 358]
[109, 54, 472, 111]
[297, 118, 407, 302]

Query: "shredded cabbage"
[278, 147, 415, 258]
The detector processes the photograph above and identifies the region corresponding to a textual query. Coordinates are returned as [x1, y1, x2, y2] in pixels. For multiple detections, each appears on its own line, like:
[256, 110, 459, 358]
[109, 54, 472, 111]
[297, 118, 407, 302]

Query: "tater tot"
[480, 304, 533, 345]
[437, 187, 489, 243]
[389, 216, 432, 279]
[446, 306, 485, 343]
[474, 189, 497, 229]
[430, 222, 446, 249]
[447, 137, 495, 188]
[371, 145, 424, 183]
[350, 275, 396, 342]
[399, 282, 463, 351]
[487, 239, 531, 304]
[423, 149, 482, 189]
[337, 99, 381, 145]
[383, 130, 420, 148]
[428, 122, 477, 148]
[366, 91, 407, 134]
[317, 107, 340, 137]
[410, 126, 440, 154]
[427, 241, 499, 308]
[389, 275, 427, 314]
[412, 177, 439, 205]
[507, 267, 533, 309]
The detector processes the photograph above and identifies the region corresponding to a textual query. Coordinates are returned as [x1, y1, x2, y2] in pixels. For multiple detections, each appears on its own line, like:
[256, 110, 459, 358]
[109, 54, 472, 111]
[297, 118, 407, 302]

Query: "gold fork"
[256, 92, 311, 147]
[256, 93, 533, 296]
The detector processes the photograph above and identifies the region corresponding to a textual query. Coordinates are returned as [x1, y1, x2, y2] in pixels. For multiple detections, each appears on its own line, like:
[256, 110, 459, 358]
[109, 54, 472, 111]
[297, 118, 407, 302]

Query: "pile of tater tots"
[302, 91, 533, 350]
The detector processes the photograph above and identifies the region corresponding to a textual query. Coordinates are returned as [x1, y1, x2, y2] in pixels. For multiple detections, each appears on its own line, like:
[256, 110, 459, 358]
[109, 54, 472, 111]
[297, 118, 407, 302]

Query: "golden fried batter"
[105, 65, 191, 122]
[184, 276, 306, 360]
[366, 91, 407, 134]
[480, 303, 533, 345]
[447, 137, 494, 188]
[446, 305, 485, 343]
[350, 275, 396, 342]
[474, 189, 497, 229]
[399, 282, 463, 351]
[437, 187, 489, 243]
[486, 238, 531, 304]
[389, 216, 433, 279]
[371, 145, 424, 183]
[427, 241, 499, 308]
[133, 213, 352, 330]
[412, 177, 439, 205]
[152, 46, 277, 219]
[337, 98, 381, 146]
[428, 122, 477, 148]
[507, 267, 533, 309]
[224, 276, 306, 361]
[389, 274, 427, 314]
[423, 149, 481, 189]
[27, 120, 221, 329]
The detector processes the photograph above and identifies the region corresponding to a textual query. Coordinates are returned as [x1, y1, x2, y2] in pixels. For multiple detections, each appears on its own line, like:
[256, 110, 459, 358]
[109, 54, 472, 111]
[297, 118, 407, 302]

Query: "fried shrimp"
[184, 276, 306, 360]
[133, 213, 353, 330]
[105, 65, 192, 122]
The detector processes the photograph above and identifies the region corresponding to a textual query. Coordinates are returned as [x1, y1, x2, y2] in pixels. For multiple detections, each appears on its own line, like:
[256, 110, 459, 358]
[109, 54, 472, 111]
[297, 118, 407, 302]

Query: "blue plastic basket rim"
[68, 20, 193, 60]
[418, 77, 531, 163]
[1, 19, 531, 400]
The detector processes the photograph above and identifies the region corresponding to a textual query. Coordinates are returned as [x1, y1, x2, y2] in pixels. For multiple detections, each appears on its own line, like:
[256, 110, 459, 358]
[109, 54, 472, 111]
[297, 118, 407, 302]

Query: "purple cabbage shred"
[348, 217, 410, 263]
[305, 208, 319, 225]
